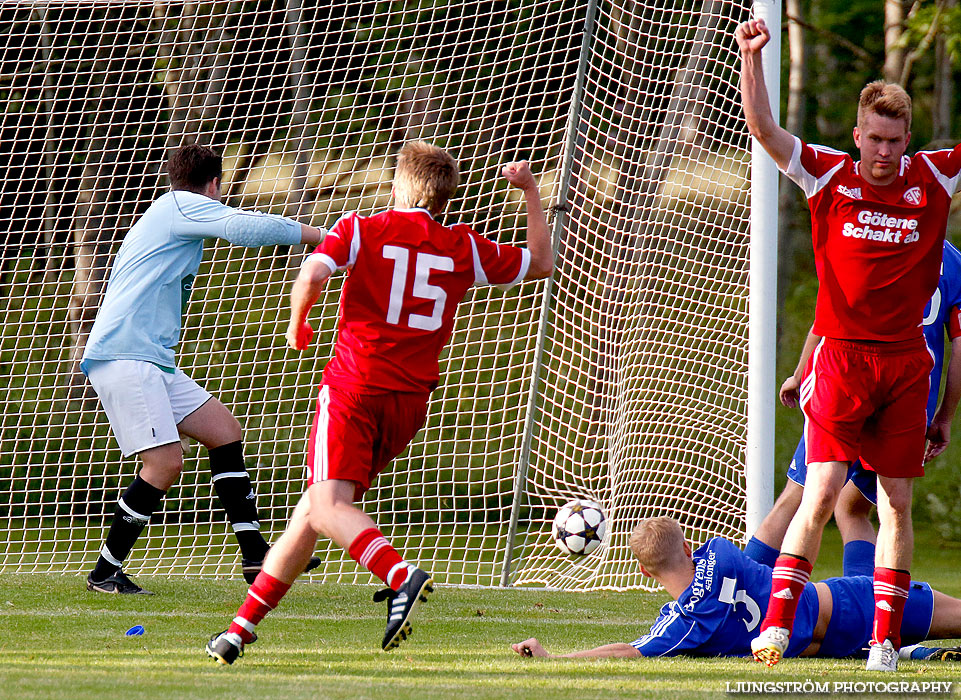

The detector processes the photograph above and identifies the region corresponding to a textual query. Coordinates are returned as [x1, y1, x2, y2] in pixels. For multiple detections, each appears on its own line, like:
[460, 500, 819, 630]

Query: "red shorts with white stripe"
[306, 383, 429, 498]
[799, 337, 933, 478]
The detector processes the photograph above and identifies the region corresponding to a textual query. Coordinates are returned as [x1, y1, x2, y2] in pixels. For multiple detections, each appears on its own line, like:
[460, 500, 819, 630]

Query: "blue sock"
[842, 540, 876, 577]
[744, 536, 779, 567]
[899, 643, 938, 660]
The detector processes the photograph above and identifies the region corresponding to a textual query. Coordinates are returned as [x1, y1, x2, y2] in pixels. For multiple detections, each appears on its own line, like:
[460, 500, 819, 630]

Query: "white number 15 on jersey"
[382, 245, 454, 331]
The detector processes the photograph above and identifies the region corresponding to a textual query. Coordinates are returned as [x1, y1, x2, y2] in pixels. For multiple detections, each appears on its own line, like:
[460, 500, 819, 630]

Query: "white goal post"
[746, 0, 779, 548]
[0, 0, 777, 590]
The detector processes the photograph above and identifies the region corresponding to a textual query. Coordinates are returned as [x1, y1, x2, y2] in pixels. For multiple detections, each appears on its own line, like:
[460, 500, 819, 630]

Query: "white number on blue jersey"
[923, 287, 941, 327]
[718, 577, 761, 632]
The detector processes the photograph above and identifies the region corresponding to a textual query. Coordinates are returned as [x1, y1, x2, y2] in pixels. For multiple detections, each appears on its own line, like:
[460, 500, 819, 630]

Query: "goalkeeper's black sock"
[209, 441, 269, 562]
[91, 475, 166, 581]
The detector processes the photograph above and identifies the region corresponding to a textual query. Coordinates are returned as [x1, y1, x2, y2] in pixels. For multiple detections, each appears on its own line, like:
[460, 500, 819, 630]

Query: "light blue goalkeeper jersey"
[81, 190, 302, 372]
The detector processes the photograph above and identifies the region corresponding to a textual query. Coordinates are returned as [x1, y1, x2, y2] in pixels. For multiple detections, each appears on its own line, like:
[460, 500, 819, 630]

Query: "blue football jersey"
[630, 538, 818, 658]
[921, 240, 961, 420]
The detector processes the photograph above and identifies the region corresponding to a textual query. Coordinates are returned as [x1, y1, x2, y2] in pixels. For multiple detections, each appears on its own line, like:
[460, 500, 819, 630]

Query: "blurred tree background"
[0, 0, 959, 580]
[0, 0, 585, 581]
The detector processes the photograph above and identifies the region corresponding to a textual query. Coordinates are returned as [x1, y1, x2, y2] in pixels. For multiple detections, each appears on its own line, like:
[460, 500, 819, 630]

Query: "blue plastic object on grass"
[125, 625, 145, 636]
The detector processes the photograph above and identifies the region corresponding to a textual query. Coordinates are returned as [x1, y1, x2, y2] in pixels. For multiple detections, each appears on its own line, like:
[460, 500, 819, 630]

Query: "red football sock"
[349, 528, 410, 590]
[227, 571, 291, 644]
[761, 554, 813, 634]
[873, 567, 910, 649]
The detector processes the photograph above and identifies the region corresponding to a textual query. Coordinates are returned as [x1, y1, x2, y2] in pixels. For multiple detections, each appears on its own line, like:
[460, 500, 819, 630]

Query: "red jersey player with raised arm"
[205, 142, 553, 664]
[736, 19, 961, 673]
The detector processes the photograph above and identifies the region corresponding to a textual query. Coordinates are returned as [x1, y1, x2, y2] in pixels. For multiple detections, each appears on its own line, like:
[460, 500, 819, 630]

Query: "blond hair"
[629, 517, 687, 574]
[394, 141, 460, 213]
[857, 80, 912, 132]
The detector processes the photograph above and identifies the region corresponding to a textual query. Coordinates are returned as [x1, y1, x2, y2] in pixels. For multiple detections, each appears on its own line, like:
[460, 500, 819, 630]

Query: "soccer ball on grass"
[552, 499, 607, 555]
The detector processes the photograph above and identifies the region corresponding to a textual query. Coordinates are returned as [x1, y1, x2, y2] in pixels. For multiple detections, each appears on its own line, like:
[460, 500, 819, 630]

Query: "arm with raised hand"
[502, 161, 553, 280]
[735, 19, 796, 171]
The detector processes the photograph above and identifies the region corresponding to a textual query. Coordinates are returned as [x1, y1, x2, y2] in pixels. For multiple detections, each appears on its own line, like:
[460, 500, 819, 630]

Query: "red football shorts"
[799, 337, 933, 478]
[306, 384, 429, 498]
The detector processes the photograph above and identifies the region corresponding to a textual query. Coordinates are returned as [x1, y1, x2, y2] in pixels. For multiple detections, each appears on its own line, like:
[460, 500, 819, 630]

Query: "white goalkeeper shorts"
[85, 359, 212, 456]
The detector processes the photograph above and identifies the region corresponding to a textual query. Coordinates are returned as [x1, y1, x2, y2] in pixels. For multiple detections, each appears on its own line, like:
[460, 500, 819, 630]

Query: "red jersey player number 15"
[306, 208, 531, 395]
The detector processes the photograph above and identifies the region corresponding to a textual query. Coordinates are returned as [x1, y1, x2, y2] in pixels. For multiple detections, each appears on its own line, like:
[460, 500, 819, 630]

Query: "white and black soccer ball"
[552, 499, 607, 555]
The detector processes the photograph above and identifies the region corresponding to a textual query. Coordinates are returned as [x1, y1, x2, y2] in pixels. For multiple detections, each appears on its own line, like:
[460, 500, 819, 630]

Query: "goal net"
[0, 0, 752, 590]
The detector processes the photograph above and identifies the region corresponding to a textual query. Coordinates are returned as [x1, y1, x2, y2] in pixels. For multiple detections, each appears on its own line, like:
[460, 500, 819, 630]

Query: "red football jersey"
[307, 208, 530, 393]
[783, 137, 961, 341]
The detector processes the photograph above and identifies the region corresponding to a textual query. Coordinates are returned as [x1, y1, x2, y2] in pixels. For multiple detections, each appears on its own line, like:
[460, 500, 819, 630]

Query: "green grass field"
[2, 527, 960, 700]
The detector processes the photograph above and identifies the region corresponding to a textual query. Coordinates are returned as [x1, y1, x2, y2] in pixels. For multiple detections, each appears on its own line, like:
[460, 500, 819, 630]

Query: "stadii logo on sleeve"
[836, 184, 862, 200]
[181, 274, 195, 311]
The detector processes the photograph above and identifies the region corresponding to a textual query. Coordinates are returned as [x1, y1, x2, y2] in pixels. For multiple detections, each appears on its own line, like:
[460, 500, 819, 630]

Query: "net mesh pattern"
[0, 0, 750, 590]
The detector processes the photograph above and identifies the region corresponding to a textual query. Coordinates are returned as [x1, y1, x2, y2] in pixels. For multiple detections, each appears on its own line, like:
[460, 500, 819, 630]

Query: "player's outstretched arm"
[925, 336, 961, 461]
[286, 257, 332, 352]
[502, 161, 553, 280]
[174, 196, 326, 249]
[299, 224, 326, 245]
[735, 19, 795, 171]
[511, 638, 641, 659]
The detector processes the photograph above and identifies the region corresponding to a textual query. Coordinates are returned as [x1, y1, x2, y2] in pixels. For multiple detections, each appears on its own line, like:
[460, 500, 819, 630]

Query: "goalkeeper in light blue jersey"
[512, 517, 961, 662]
[80, 144, 325, 595]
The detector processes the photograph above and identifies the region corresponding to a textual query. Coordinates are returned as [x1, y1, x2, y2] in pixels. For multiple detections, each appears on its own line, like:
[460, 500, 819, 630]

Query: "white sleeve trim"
[657, 621, 698, 656]
[920, 151, 961, 197]
[778, 136, 803, 178]
[630, 607, 697, 657]
[302, 252, 338, 274]
[782, 136, 845, 199]
[647, 608, 679, 638]
[348, 215, 361, 267]
[497, 248, 531, 291]
[306, 211, 356, 273]
[469, 237, 531, 291]
[469, 236, 488, 286]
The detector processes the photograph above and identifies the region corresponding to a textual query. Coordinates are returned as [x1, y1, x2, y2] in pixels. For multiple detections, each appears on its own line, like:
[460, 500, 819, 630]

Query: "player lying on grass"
[511, 517, 961, 661]
[81, 144, 325, 595]
[745, 240, 961, 578]
[206, 142, 553, 664]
